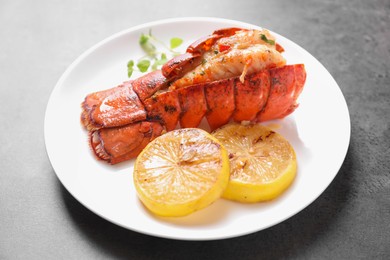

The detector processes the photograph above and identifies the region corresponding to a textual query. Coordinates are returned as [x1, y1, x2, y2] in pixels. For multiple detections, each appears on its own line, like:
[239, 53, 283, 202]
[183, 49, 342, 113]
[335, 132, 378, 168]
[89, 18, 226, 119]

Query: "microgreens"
[170, 37, 183, 49]
[127, 30, 183, 78]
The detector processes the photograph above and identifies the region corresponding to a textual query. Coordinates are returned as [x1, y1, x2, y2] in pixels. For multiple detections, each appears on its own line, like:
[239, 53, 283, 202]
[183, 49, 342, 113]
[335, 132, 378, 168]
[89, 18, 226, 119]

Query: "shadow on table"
[58, 143, 356, 260]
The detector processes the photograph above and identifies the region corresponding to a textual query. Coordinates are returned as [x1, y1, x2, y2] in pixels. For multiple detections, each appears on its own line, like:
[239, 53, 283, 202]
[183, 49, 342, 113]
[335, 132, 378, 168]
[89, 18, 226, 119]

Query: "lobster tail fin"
[90, 121, 163, 164]
[81, 81, 147, 130]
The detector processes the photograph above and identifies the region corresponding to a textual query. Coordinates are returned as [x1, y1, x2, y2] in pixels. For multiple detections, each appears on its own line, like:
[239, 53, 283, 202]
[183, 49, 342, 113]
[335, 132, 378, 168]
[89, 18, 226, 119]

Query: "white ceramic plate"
[44, 17, 350, 240]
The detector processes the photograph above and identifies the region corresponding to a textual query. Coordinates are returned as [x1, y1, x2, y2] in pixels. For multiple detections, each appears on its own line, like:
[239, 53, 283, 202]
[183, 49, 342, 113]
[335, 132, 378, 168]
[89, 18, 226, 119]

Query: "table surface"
[1, 0, 389, 259]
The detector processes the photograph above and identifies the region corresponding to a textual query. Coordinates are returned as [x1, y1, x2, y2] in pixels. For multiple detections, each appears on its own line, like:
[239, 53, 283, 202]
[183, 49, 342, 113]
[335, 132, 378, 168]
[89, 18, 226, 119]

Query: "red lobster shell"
[81, 28, 306, 164]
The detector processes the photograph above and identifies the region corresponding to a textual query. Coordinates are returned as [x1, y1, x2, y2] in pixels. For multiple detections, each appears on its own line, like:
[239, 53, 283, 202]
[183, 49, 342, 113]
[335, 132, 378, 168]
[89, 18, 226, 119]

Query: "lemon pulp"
[133, 128, 230, 217]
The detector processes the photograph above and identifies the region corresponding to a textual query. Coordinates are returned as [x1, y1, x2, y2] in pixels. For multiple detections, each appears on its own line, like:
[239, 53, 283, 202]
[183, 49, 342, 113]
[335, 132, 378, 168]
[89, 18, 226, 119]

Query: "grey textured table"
[1, 0, 389, 259]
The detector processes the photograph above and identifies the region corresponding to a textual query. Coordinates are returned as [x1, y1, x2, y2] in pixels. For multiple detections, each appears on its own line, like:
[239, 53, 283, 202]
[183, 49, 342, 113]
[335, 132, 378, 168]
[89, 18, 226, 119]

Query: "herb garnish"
[127, 30, 183, 77]
[170, 37, 183, 49]
[260, 34, 275, 45]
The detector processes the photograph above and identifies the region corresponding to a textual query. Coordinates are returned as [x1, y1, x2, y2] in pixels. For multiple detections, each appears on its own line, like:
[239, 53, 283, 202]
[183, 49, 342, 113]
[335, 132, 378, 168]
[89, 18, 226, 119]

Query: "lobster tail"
[81, 27, 307, 164]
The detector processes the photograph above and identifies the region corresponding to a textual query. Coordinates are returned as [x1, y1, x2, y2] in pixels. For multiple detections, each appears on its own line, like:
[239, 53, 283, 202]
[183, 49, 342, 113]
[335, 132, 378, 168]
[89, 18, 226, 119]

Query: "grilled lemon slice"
[133, 128, 230, 217]
[212, 123, 297, 202]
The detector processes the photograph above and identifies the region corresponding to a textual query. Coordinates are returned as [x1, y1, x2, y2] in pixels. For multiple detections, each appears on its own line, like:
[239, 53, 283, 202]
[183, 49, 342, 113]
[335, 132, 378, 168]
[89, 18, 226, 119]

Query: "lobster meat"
[81, 28, 306, 164]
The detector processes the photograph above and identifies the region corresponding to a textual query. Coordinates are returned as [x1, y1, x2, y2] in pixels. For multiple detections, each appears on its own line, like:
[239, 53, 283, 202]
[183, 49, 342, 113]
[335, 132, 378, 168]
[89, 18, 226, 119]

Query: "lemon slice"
[212, 123, 297, 202]
[133, 128, 230, 217]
